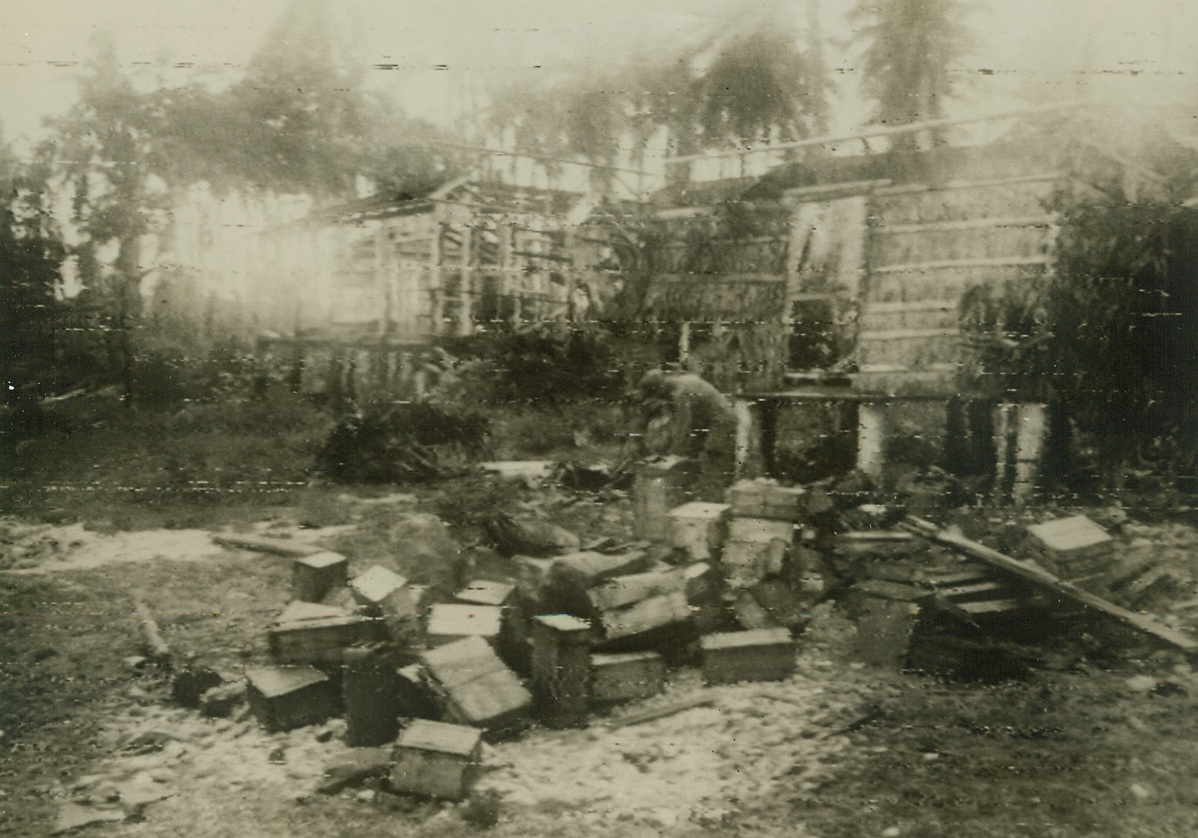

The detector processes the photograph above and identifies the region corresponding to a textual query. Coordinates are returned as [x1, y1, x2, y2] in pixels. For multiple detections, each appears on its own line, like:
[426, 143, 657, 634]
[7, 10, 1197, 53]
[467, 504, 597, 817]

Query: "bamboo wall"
[853, 174, 1059, 396]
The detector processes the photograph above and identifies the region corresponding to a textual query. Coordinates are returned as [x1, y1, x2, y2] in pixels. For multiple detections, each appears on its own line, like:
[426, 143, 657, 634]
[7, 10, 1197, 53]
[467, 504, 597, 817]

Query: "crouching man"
[623, 369, 737, 500]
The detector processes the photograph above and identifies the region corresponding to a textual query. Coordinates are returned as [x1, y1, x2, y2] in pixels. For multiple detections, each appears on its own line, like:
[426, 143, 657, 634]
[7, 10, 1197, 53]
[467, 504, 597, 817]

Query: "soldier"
[623, 368, 737, 498]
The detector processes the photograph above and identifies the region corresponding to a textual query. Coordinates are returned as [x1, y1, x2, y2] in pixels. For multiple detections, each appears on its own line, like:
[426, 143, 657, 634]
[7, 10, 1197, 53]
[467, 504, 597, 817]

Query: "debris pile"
[100, 459, 1198, 831]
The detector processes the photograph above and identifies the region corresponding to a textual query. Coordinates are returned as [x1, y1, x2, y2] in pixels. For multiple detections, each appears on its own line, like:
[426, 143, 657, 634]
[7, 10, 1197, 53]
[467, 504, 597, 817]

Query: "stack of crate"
[720, 480, 805, 588]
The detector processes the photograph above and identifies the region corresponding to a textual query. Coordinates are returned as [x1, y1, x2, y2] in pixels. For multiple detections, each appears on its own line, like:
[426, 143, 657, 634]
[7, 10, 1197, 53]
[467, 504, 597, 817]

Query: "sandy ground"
[0, 518, 357, 575]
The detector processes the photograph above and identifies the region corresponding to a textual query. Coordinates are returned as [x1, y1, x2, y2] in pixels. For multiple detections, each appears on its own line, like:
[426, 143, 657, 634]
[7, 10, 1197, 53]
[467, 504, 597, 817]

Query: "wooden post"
[1013, 402, 1048, 505]
[993, 402, 1017, 500]
[734, 398, 759, 479]
[458, 224, 473, 336]
[857, 402, 888, 478]
[374, 226, 389, 338]
[429, 223, 443, 336]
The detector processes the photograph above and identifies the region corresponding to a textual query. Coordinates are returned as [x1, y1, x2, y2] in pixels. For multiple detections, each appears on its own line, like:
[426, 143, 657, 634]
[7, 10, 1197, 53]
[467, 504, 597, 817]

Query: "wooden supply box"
[421, 637, 532, 733]
[343, 645, 402, 747]
[292, 551, 349, 603]
[351, 565, 416, 617]
[599, 590, 693, 645]
[633, 456, 698, 542]
[588, 569, 685, 613]
[701, 628, 796, 684]
[1027, 515, 1114, 577]
[456, 579, 527, 670]
[390, 720, 483, 801]
[669, 502, 731, 560]
[269, 601, 378, 665]
[721, 538, 789, 589]
[728, 517, 796, 544]
[590, 651, 666, 703]
[426, 604, 505, 648]
[530, 614, 593, 727]
[727, 480, 807, 521]
[246, 665, 337, 731]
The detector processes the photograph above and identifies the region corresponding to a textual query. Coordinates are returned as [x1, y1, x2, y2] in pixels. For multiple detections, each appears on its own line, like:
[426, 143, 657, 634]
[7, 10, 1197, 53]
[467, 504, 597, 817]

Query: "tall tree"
[486, 24, 830, 186]
[851, 0, 973, 146]
[0, 128, 65, 401]
[39, 35, 167, 402]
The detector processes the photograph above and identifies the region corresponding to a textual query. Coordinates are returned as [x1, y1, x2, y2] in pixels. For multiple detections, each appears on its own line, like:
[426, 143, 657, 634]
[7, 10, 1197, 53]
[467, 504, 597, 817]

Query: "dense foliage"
[851, 0, 973, 144]
[316, 401, 491, 484]
[486, 24, 830, 179]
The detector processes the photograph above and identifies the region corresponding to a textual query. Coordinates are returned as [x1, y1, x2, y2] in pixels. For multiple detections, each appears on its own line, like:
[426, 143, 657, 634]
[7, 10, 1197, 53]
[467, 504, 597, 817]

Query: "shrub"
[315, 401, 491, 484]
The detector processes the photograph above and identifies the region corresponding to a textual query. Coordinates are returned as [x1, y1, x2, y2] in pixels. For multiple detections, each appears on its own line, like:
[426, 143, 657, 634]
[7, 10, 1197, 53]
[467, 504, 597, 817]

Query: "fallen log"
[902, 516, 1198, 654]
[210, 533, 322, 557]
[605, 695, 716, 729]
[133, 599, 172, 667]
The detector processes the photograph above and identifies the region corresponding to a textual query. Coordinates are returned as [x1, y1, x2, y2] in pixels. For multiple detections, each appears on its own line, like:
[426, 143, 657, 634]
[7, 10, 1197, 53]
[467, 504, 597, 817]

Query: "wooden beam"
[782, 179, 892, 201]
[876, 215, 1058, 235]
[873, 256, 1051, 274]
[606, 695, 716, 729]
[134, 600, 172, 666]
[873, 173, 1061, 197]
[866, 300, 955, 314]
[654, 273, 786, 284]
[902, 517, 1198, 654]
[211, 534, 321, 557]
[666, 101, 1096, 164]
[858, 328, 959, 341]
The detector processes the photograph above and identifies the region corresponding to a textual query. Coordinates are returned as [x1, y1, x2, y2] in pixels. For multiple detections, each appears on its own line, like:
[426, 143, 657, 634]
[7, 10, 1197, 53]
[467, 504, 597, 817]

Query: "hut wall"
[854, 176, 1059, 396]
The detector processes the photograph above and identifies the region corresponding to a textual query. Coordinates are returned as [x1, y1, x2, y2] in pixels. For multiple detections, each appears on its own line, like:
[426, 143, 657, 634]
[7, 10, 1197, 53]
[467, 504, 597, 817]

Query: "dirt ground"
[6, 453, 1198, 836]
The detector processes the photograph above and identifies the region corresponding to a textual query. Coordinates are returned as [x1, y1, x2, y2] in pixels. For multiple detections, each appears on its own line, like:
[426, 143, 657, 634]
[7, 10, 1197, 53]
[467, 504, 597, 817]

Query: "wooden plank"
[876, 215, 1057, 235]
[211, 533, 322, 558]
[858, 328, 959, 341]
[605, 695, 716, 729]
[873, 172, 1061, 196]
[873, 256, 1052, 274]
[866, 300, 955, 314]
[133, 600, 171, 666]
[903, 517, 1198, 653]
[653, 272, 786, 284]
[782, 179, 893, 200]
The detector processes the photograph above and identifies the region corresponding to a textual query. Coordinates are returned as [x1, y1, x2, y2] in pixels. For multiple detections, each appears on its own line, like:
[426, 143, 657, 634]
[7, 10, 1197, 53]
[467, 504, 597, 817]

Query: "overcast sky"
[2, 0, 1196, 151]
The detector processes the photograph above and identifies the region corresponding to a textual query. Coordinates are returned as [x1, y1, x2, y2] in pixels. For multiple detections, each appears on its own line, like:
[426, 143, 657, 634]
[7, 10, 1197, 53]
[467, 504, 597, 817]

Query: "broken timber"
[210, 533, 322, 558]
[133, 599, 171, 667]
[902, 516, 1198, 654]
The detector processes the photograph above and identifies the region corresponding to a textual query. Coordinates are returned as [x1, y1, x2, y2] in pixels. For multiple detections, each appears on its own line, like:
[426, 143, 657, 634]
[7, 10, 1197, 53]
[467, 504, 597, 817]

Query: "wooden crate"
[587, 569, 685, 613]
[390, 720, 483, 800]
[426, 604, 504, 648]
[599, 590, 693, 643]
[669, 502, 731, 560]
[726, 480, 807, 521]
[721, 538, 789, 589]
[421, 637, 531, 732]
[543, 550, 652, 615]
[455, 580, 517, 607]
[1027, 515, 1114, 577]
[269, 601, 377, 665]
[728, 517, 796, 544]
[245, 665, 337, 732]
[292, 551, 349, 603]
[682, 563, 727, 633]
[591, 652, 666, 703]
[530, 615, 593, 727]
[351, 565, 418, 642]
[701, 628, 796, 684]
[633, 457, 698, 541]
[351, 565, 416, 617]
[343, 645, 402, 747]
